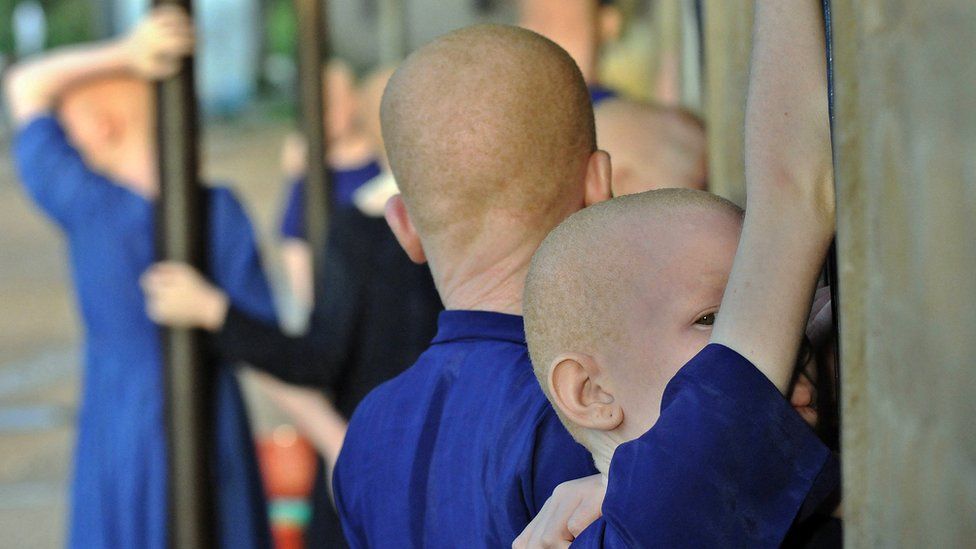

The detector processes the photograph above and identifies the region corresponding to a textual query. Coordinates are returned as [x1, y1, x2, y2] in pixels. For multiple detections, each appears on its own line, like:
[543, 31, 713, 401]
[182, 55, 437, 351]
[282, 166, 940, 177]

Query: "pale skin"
[2, 6, 194, 196]
[374, 24, 614, 316]
[517, 0, 621, 85]
[515, 0, 834, 546]
[594, 99, 708, 196]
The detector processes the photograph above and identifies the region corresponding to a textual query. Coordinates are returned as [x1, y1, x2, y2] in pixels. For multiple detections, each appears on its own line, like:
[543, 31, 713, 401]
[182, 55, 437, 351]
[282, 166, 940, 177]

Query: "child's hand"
[141, 262, 228, 331]
[512, 474, 606, 549]
[125, 6, 195, 80]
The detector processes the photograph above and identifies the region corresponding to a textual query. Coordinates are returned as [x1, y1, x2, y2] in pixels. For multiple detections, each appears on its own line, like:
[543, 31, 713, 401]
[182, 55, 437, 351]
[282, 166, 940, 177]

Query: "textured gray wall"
[832, 1, 976, 546]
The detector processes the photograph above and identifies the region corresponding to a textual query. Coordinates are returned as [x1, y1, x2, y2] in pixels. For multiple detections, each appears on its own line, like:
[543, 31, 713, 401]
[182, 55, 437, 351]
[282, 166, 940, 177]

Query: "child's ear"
[548, 353, 622, 433]
[584, 149, 612, 206]
[384, 194, 427, 264]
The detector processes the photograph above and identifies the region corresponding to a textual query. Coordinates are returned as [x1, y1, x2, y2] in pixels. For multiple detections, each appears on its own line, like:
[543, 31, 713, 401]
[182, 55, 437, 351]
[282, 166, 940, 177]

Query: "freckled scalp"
[523, 189, 742, 442]
[380, 24, 595, 252]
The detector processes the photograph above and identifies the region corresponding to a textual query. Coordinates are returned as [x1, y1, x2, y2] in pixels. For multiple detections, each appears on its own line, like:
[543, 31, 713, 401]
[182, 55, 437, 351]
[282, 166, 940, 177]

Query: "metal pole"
[295, 0, 331, 275]
[153, 0, 215, 547]
[821, 0, 840, 452]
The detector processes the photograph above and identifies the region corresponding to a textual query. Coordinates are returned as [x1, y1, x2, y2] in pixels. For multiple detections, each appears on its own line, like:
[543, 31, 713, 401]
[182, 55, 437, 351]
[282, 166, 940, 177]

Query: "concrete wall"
[832, 1, 976, 546]
[701, 0, 752, 207]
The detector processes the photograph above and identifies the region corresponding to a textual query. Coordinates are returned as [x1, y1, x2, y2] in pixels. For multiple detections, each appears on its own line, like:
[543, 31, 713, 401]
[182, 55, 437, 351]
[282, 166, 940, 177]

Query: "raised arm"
[709, 0, 834, 392]
[2, 6, 193, 125]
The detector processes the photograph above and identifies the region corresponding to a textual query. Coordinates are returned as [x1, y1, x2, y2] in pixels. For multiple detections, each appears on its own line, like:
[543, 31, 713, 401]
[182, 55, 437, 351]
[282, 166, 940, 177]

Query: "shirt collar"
[431, 310, 526, 346]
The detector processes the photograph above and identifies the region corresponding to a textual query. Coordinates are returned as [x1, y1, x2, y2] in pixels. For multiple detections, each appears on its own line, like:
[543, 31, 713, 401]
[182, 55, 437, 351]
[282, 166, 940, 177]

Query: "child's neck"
[588, 435, 617, 477]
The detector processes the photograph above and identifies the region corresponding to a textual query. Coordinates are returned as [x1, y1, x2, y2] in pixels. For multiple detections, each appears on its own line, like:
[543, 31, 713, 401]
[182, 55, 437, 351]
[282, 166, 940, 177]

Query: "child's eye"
[694, 313, 716, 326]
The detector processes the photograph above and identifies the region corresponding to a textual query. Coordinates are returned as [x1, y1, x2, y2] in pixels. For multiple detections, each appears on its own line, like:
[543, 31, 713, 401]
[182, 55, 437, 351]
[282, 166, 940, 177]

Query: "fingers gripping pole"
[295, 0, 332, 283]
[152, 0, 215, 547]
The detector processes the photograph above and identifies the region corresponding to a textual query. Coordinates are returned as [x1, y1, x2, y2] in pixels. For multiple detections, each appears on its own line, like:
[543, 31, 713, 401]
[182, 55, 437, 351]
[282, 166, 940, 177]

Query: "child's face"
[603, 210, 742, 442]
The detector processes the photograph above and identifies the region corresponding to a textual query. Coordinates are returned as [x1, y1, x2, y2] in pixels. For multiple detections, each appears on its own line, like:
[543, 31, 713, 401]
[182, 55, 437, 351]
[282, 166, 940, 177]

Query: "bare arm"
[250, 371, 348, 470]
[710, 0, 834, 393]
[2, 6, 193, 125]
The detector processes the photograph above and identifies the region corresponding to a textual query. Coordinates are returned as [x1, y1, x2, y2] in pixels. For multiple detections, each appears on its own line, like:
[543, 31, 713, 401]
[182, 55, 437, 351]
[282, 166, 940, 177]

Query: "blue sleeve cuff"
[595, 344, 831, 547]
[279, 178, 306, 239]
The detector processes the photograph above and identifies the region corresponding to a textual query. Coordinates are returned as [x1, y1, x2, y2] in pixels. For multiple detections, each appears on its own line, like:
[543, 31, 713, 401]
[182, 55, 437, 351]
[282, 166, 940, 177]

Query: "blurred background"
[0, 0, 690, 546]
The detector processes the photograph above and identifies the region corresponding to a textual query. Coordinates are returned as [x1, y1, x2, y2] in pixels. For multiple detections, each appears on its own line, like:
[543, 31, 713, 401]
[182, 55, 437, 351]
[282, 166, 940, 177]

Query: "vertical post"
[153, 0, 214, 548]
[295, 0, 331, 273]
[701, 0, 753, 207]
[819, 0, 840, 452]
[832, 1, 976, 546]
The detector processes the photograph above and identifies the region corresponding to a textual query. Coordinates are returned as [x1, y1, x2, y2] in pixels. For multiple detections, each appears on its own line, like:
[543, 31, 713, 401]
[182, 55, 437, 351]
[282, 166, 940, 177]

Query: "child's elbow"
[2, 65, 33, 116]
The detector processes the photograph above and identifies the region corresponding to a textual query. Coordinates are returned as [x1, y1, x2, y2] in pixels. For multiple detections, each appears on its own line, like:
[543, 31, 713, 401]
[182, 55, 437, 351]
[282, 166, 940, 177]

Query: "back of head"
[595, 98, 707, 195]
[381, 24, 595, 260]
[524, 189, 742, 446]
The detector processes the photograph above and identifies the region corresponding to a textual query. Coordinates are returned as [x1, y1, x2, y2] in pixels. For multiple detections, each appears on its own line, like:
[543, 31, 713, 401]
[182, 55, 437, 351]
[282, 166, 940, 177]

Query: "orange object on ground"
[256, 425, 318, 549]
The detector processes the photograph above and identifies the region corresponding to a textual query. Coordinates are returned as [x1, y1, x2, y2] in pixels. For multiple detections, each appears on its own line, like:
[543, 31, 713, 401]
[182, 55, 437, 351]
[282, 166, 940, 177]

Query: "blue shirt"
[333, 310, 598, 548]
[588, 85, 619, 106]
[13, 116, 275, 549]
[278, 160, 383, 239]
[573, 344, 832, 548]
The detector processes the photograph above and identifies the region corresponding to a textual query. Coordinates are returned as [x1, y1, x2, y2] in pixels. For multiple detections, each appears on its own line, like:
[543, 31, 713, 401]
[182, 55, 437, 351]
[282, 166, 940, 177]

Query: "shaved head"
[381, 24, 595, 261]
[595, 99, 708, 195]
[524, 189, 742, 446]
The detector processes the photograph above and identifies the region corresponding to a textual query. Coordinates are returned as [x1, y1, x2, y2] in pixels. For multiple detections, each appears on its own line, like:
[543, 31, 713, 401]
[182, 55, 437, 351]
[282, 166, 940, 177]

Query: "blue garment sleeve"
[278, 178, 306, 240]
[572, 344, 832, 549]
[209, 187, 277, 324]
[12, 115, 121, 230]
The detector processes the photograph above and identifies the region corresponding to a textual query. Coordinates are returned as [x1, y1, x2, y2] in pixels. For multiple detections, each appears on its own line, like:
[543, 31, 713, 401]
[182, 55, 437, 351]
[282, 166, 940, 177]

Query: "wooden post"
[295, 0, 331, 274]
[832, 1, 976, 545]
[153, 0, 214, 547]
[701, 0, 753, 207]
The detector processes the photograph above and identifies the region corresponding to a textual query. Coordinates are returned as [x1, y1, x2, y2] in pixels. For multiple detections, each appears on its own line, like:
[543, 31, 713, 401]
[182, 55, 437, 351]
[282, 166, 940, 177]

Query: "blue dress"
[278, 160, 382, 239]
[333, 310, 599, 548]
[572, 344, 833, 548]
[13, 116, 274, 549]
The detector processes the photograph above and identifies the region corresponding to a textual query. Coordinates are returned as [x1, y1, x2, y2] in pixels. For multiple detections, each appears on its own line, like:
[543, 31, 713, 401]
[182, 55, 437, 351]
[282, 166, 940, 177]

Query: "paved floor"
[0, 113, 298, 547]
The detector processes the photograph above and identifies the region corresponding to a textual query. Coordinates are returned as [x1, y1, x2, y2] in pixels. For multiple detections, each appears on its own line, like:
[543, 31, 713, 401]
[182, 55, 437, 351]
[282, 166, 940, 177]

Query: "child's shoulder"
[14, 114, 73, 163]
